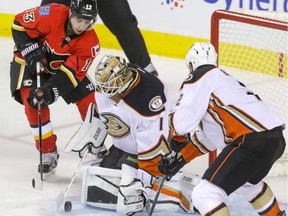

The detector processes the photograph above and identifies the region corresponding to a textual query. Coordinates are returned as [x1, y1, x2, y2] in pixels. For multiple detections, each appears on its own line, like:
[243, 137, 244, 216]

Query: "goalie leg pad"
[149, 171, 200, 213]
[180, 171, 201, 212]
[81, 162, 199, 213]
[81, 162, 122, 210]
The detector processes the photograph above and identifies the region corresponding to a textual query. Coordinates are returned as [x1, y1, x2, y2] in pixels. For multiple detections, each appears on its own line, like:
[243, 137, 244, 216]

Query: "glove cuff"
[45, 83, 59, 103]
[51, 87, 59, 102]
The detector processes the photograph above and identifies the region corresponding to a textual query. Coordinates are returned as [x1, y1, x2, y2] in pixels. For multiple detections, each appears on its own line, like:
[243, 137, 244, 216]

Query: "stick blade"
[55, 191, 65, 211]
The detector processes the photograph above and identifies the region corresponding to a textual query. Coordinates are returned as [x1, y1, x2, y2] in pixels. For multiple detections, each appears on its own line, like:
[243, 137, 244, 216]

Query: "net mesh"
[217, 10, 288, 176]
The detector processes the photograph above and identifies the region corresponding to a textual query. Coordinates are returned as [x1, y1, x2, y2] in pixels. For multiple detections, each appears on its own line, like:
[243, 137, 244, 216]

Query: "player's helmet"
[95, 55, 134, 99]
[70, 0, 98, 23]
[185, 42, 217, 70]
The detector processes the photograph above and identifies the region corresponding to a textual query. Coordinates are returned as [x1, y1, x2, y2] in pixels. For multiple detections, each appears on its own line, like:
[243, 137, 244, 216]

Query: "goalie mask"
[185, 42, 217, 71]
[95, 55, 134, 99]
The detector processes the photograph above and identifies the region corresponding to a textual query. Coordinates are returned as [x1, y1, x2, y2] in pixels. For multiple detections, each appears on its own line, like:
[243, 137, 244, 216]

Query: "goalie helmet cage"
[209, 10, 288, 176]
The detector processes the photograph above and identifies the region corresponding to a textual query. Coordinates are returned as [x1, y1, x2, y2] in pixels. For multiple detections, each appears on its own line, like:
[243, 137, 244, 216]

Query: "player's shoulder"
[183, 65, 218, 85]
[124, 66, 167, 117]
[30, 4, 69, 17]
[17, 4, 69, 22]
[82, 29, 100, 44]
[72, 30, 100, 57]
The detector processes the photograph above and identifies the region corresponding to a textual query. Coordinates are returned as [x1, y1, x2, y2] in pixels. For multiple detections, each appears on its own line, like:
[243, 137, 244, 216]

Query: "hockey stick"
[55, 147, 89, 211]
[148, 175, 166, 216]
[32, 62, 44, 190]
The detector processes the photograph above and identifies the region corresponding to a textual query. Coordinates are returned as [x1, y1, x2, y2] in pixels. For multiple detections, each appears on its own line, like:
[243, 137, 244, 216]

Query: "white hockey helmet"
[95, 55, 134, 99]
[185, 42, 217, 70]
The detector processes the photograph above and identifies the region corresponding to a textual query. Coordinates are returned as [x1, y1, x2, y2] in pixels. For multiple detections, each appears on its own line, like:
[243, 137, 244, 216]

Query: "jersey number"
[23, 12, 35, 22]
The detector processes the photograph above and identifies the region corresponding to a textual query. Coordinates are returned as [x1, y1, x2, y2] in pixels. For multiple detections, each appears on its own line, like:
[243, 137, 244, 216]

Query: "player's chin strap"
[64, 103, 108, 156]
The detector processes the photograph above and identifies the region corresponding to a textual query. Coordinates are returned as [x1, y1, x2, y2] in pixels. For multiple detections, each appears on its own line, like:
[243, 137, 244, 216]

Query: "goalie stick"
[148, 175, 166, 216]
[55, 147, 89, 211]
[32, 62, 44, 190]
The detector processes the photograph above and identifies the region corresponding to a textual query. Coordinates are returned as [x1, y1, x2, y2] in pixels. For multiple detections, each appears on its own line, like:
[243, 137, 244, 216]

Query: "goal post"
[209, 10, 288, 176]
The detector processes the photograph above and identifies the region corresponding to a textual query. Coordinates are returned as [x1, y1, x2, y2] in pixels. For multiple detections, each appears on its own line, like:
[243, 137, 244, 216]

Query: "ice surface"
[0, 37, 287, 216]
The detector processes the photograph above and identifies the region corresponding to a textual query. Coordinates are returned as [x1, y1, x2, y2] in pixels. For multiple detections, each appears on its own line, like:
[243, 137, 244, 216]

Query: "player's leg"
[20, 88, 59, 173]
[99, 145, 125, 169]
[97, 0, 158, 75]
[10, 60, 59, 173]
[194, 128, 286, 215]
[241, 129, 286, 216]
[236, 181, 286, 216]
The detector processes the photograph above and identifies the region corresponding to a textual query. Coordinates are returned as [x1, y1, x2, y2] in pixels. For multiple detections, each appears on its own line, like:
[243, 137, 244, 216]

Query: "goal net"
[210, 10, 288, 176]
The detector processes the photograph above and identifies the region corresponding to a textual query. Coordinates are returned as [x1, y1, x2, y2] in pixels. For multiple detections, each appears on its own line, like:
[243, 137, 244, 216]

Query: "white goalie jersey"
[170, 66, 285, 151]
[95, 70, 172, 179]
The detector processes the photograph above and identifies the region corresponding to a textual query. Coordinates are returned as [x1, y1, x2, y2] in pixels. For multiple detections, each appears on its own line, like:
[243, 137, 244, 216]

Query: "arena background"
[1, 0, 287, 59]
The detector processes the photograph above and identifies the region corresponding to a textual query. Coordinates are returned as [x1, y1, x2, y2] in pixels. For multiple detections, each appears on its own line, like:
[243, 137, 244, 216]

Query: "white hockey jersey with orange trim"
[170, 65, 285, 151]
[95, 66, 172, 182]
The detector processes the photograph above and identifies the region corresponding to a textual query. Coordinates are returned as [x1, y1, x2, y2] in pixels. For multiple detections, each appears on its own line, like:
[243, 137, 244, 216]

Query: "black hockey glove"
[158, 152, 187, 180]
[169, 130, 191, 152]
[19, 42, 47, 75]
[28, 84, 59, 109]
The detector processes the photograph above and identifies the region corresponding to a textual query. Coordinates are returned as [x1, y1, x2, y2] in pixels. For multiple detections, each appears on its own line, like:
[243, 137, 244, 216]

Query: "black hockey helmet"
[70, 0, 98, 22]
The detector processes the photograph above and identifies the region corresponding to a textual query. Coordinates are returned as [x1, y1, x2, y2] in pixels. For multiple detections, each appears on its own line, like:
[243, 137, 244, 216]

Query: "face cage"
[96, 74, 124, 99]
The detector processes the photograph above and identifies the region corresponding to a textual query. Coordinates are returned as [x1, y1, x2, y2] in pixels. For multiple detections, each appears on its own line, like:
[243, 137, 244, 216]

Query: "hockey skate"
[38, 149, 60, 176]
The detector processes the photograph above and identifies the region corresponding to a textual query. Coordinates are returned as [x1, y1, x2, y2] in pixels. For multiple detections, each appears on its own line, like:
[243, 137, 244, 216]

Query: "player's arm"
[29, 37, 99, 109]
[11, 19, 33, 48]
[53, 34, 100, 96]
[12, 8, 48, 73]
[28, 62, 93, 109]
[158, 127, 216, 179]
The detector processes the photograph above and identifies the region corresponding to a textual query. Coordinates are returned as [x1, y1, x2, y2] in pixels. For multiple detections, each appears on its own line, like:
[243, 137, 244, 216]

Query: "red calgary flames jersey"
[12, 4, 100, 83]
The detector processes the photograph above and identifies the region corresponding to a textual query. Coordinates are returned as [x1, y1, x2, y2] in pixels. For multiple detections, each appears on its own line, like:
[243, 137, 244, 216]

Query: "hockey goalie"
[65, 102, 200, 215]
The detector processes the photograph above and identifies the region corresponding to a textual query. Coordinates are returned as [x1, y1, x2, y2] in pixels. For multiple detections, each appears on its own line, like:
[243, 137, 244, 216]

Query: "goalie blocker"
[65, 103, 108, 157]
[80, 160, 200, 213]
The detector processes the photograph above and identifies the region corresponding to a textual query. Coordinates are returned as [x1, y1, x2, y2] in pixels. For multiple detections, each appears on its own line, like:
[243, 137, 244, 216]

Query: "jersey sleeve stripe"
[60, 64, 78, 87]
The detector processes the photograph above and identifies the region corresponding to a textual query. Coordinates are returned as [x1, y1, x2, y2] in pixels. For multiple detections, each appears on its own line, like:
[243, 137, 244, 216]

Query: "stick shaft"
[36, 62, 43, 181]
[149, 175, 166, 216]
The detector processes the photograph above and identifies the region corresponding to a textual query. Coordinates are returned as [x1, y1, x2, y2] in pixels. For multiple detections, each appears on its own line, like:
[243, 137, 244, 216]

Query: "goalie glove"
[158, 152, 187, 180]
[118, 179, 148, 215]
[169, 129, 191, 152]
[65, 103, 108, 158]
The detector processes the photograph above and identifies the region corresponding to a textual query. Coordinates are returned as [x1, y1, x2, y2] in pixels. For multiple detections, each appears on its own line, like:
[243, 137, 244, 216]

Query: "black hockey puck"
[64, 201, 72, 212]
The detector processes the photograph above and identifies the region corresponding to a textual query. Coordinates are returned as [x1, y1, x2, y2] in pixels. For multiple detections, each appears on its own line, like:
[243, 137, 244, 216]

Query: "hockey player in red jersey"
[40, 0, 159, 76]
[158, 42, 286, 215]
[10, 0, 100, 174]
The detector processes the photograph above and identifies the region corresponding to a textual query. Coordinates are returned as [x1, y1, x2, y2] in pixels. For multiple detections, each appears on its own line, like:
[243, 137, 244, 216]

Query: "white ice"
[0, 37, 287, 216]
